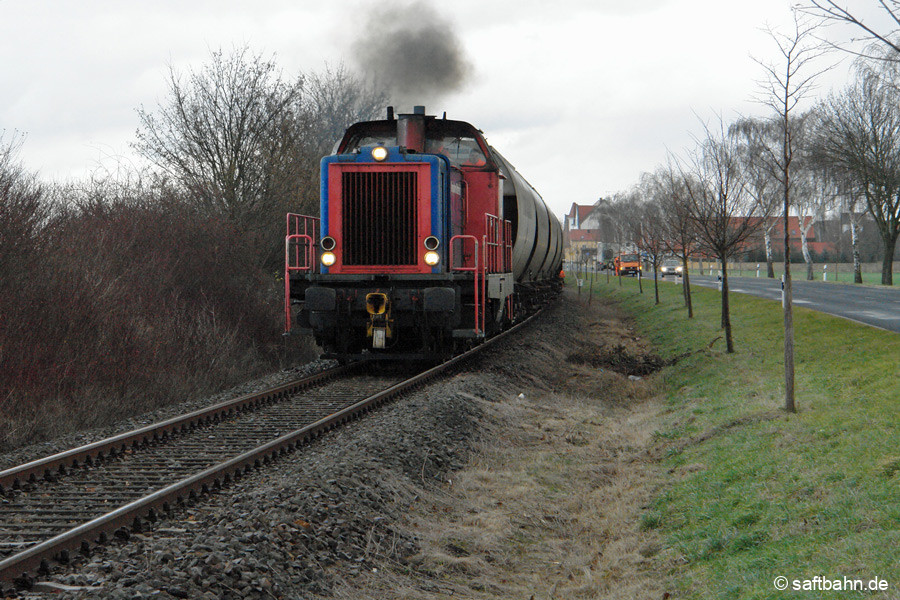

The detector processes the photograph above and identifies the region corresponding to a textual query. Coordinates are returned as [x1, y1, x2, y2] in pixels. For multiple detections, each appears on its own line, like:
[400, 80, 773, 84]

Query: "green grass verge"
[584, 276, 899, 599]
[692, 263, 898, 286]
[730, 269, 895, 286]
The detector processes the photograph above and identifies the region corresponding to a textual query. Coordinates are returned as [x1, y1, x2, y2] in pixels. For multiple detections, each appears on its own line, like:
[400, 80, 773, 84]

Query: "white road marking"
[848, 311, 900, 321]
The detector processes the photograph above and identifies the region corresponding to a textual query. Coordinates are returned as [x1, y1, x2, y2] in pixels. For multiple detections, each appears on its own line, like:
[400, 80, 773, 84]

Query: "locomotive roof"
[336, 116, 488, 154]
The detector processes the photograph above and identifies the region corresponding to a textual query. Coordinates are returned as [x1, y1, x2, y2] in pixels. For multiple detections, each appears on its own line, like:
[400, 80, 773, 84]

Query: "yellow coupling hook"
[365, 293, 392, 349]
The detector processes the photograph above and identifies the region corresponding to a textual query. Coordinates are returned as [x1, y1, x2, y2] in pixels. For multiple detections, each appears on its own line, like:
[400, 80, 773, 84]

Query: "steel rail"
[0, 309, 543, 589]
[0, 363, 354, 494]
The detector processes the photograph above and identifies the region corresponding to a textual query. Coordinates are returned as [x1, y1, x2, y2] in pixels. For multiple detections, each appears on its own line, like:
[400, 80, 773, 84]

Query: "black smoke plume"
[351, 1, 472, 110]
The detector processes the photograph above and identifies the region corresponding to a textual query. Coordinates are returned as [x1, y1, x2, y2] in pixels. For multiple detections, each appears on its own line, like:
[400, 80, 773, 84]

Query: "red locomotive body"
[285, 107, 562, 361]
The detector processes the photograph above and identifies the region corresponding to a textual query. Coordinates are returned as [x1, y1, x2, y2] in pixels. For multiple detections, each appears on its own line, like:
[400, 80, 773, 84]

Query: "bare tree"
[0, 132, 45, 285]
[793, 121, 841, 280]
[815, 56, 900, 284]
[731, 117, 782, 278]
[658, 162, 699, 317]
[600, 192, 639, 288]
[754, 12, 831, 413]
[802, 0, 900, 56]
[838, 172, 867, 283]
[632, 176, 669, 305]
[134, 46, 309, 240]
[679, 117, 772, 354]
[585, 196, 621, 265]
[619, 190, 647, 294]
[305, 63, 389, 156]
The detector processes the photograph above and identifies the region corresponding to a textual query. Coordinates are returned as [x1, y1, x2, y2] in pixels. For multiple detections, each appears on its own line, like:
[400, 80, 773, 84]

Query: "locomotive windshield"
[425, 136, 486, 167]
[339, 116, 491, 169]
[349, 134, 398, 148]
[343, 133, 487, 168]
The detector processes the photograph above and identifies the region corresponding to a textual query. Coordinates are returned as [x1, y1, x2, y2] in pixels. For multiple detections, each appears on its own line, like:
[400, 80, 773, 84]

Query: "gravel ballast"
[0, 360, 337, 472]
[8, 291, 664, 599]
[9, 356, 495, 599]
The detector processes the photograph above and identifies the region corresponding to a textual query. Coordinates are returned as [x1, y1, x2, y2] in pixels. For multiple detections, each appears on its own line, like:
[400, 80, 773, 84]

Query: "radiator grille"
[342, 171, 418, 266]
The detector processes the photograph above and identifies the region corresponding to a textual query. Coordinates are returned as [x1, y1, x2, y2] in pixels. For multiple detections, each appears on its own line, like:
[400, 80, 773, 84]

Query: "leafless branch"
[800, 0, 900, 55]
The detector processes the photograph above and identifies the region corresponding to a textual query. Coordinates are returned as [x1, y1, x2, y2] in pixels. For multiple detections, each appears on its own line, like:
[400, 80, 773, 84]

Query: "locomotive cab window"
[425, 136, 486, 168]
[345, 135, 399, 152]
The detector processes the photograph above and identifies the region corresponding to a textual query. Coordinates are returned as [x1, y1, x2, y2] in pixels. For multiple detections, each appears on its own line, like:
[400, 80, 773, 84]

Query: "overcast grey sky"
[0, 0, 882, 218]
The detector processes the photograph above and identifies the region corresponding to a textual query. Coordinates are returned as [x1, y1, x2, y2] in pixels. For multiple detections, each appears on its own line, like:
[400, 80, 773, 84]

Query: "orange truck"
[614, 253, 642, 276]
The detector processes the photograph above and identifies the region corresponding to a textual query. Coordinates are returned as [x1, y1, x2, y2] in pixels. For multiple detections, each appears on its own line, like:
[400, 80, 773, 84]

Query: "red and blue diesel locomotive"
[284, 106, 563, 361]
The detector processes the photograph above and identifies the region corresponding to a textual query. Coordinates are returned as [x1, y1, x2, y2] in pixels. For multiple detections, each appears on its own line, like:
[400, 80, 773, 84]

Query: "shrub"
[0, 173, 316, 450]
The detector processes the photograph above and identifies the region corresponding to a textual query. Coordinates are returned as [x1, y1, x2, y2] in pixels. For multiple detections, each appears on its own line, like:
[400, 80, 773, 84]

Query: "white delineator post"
[781, 274, 785, 308]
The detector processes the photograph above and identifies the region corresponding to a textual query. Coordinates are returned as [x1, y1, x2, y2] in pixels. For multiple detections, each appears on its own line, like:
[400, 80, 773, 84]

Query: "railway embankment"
[11, 276, 896, 599]
[10, 289, 671, 599]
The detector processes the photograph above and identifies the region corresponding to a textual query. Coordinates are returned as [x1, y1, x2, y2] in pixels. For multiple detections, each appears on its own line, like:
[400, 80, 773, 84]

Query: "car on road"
[614, 253, 642, 276]
[660, 257, 683, 277]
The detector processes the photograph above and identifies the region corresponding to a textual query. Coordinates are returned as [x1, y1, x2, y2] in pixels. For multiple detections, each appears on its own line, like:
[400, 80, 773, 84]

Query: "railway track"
[0, 311, 541, 592]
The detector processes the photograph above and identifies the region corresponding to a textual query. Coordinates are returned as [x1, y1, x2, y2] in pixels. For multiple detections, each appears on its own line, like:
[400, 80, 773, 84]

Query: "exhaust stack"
[397, 106, 427, 153]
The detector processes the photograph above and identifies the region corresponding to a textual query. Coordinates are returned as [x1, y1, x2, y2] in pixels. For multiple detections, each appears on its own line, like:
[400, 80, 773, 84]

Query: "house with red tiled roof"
[563, 202, 612, 265]
[733, 216, 835, 256]
[565, 203, 596, 231]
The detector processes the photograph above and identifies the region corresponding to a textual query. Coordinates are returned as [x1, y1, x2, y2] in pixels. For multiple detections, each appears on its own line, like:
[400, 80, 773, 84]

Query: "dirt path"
[327, 289, 674, 599]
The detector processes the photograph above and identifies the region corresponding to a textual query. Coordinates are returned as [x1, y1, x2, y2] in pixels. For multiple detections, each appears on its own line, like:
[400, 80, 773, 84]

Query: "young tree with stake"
[679, 116, 772, 354]
[754, 12, 831, 412]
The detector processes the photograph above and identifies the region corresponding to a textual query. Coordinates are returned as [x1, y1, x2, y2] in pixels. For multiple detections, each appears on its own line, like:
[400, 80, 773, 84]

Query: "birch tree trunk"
[800, 227, 814, 280]
[851, 218, 862, 284]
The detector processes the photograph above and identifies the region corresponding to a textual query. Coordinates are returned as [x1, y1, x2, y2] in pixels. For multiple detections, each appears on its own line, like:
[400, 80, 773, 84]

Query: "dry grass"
[327, 293, 675, 599]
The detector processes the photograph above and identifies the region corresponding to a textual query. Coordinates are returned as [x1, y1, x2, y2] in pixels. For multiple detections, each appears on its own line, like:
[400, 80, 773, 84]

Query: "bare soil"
[324, 289, 675, 599]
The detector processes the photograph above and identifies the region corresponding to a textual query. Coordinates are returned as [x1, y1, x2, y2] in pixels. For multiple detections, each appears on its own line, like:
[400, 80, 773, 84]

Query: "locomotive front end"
[288, 107, 479, 360]
[322, 144, 444, 276]
[314, 143, 458, 355]
[286, 106, 529, 362]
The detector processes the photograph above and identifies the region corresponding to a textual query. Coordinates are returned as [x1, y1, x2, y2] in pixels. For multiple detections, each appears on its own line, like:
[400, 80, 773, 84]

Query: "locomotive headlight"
[321, 252, 336, 266]
[372, 146, 388, 161]
[424, 251, 440, 266]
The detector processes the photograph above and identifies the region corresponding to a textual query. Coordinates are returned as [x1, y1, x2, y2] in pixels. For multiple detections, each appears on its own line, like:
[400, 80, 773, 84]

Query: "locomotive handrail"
[504, 219, 513, 274]
[483, 213, 512, 273]
[505, 219, 514, 321]
[286, 213, 320, 258]
[460, 179, 469, 225]
[449, 234, 482, 335]
[284, 233, 315, 334]
[285, 234, 316, 274]
[482, 214, 515, 326]
[484, 214, 500, 273]
[284, 214, 320, 334]
[286, 214, 319, 276]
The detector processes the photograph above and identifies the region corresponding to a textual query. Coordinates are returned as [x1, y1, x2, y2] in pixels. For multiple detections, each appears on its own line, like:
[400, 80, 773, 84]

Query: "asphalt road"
[680, 274, 900, 334]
